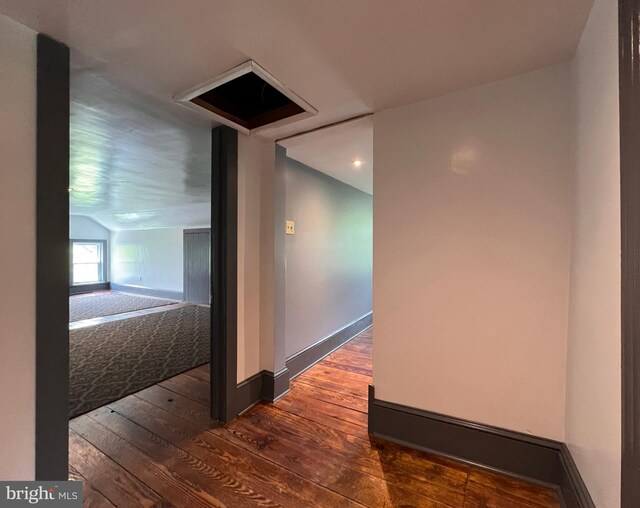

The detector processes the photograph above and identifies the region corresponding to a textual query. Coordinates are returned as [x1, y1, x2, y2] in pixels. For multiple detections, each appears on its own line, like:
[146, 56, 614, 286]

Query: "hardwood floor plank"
[135, 384, 214, 428]
[326, 350, 372, 367]
[275, 389, 369, 431]
[71, 414, 228, 508]
[291, 374, 369, 400]
[224, 411, 454, 507]
[463, 479, 560, 508]
[468, 468, 561, 507]
[107, 395, 360, 508]
[68, 466, 116, 508]
[159, 373, 210, 406]
[290, 379, 369, 413]
[303, 363, 373, 385]
[183, 365, 210, 383]
[68, 431, 164, 508]
[252, 403, 468, 481]
[318, 359, 373, 377]
[84, 407, 290, 508]
[234, 404, 468, 506]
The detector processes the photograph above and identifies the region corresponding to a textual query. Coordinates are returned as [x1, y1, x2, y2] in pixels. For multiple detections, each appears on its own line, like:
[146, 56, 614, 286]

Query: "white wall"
[237, 134, 276, 382]
[70, 215, 110, 241]
[565, 0, 621, 506]
[285, 158, 372, 358]
[0, 13, 36, 480]
[373, 63, 573, 441]
[111, 228, 184, 292]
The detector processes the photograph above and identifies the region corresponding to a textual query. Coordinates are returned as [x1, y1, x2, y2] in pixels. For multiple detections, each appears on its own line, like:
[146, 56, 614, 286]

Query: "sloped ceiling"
[70, 70, 211, 231]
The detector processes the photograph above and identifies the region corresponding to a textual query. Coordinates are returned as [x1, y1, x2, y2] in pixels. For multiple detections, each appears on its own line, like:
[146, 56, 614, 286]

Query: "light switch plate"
[285, 220, 295, 235]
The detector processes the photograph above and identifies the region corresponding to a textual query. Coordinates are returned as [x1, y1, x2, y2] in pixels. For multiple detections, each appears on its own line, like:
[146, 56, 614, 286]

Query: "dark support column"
[620, 1, 640, 506]
[35, 33, 70, 480]
[210, 126, 238, 422]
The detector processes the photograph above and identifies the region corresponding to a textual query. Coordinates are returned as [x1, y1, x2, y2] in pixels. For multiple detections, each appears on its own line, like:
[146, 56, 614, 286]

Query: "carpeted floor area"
[69, 290, 177, 322]
[69, 304, 210, 418]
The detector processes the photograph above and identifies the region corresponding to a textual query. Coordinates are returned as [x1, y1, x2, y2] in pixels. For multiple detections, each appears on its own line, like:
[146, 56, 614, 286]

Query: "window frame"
[69, 239, 107, 286]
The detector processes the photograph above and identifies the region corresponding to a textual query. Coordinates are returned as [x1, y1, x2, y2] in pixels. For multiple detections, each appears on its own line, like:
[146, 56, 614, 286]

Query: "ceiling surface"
[0, 0, 593, 141]
[281, 117, 373, 194]
[2, 0, 593, 227]
[70, 70, 211, 231]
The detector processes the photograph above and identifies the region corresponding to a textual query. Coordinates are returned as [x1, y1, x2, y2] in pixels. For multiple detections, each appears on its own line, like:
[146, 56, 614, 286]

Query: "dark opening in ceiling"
[190, 71, 305, 130]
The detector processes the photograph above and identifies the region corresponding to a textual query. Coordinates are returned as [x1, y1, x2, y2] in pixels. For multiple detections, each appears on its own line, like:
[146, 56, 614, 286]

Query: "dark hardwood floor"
[69, 328, 561, 507]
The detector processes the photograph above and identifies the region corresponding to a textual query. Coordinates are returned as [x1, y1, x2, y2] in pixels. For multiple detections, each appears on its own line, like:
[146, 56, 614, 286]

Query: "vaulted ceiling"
[70, 70, 211, 231]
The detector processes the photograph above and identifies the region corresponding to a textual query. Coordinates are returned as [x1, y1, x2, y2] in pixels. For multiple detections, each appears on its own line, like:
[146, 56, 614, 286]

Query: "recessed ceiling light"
[352, 160, 363, 168]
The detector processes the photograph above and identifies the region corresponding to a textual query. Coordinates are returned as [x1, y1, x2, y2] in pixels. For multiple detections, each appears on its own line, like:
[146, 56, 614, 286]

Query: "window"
[71, 240, 106, 285]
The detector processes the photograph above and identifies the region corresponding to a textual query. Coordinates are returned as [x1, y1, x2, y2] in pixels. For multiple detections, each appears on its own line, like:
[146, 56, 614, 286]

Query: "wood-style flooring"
[69, 328, 562, 507]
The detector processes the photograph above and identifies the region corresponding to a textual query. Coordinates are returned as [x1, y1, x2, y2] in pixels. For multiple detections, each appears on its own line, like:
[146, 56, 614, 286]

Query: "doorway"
[34, 34, 239, 479]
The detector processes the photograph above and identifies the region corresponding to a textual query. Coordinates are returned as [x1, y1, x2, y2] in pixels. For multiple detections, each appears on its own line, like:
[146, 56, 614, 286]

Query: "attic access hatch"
[176, 61, 317, 135]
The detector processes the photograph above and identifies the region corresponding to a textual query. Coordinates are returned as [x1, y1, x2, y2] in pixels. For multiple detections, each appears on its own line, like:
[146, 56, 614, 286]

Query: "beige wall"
[0, 13, 37, 479]
[373, 63, 573, 441]
[237, 134, 276, 382]
[565, 0, 621, 505]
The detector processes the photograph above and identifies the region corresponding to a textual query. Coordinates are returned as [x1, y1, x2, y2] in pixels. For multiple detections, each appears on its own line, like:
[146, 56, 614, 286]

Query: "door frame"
[620, 0, 640, 505]
[210, 126, 239, 423]
[35, 33, 70, 480]
[34, 36, 239, 477]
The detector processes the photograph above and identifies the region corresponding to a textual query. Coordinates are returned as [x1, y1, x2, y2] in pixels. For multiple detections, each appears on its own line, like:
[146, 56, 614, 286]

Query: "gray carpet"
[70, 290, 177, 322]
[69, 305, 210, 418]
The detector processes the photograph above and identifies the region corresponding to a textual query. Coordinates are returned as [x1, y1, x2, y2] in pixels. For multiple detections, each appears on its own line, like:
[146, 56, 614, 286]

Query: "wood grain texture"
[69, 327, 561, 507]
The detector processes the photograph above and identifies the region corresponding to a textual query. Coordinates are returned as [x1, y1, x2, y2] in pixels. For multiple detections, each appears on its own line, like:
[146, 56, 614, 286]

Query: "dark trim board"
[69, 282, 110, 295]
[558, 444, 596, 508]
[210, 125, 238, 423]
[620, 0, 640, 505]
[286, 312, 372, 379]
[235, 371, 265, 415]
[261, 368, 291, 401]
[368, 390, 595, 508]
[233, 368, 291, 416]
[109, 283, 183, 301]
[36, 33, 70, 480]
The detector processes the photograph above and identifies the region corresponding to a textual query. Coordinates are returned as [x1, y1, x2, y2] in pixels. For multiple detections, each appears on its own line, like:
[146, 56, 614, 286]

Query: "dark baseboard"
[368, 388, 594, 508]
[110, 283, 183, 301]
[234, 371, 264, 416]
[69, 282, 110, 295]
[286, 312, 372, 379]
[558, 444, 596, 508]
[262, 368, 291, 401]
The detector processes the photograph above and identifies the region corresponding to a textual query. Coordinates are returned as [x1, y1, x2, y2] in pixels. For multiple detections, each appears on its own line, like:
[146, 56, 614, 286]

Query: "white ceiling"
[1, 0, 593, 226]
[0, 0, 593, 142]
[280, 116, 373, 194]
[70, 70, 211, 231]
